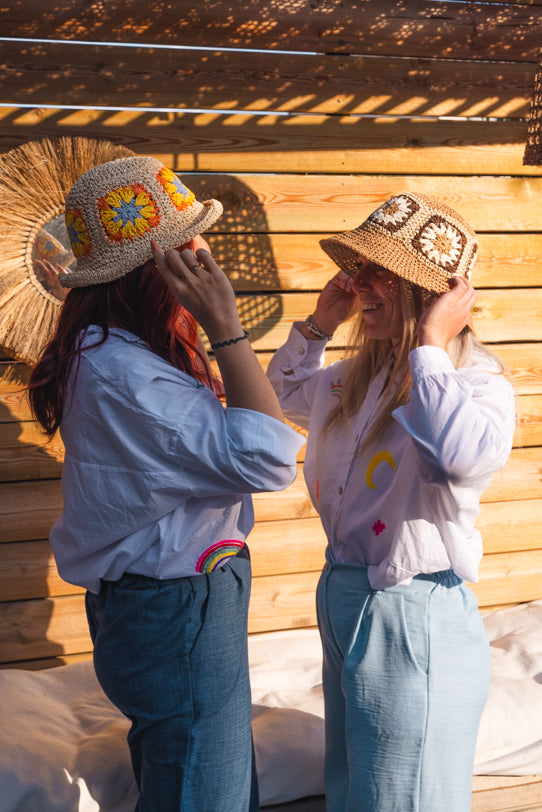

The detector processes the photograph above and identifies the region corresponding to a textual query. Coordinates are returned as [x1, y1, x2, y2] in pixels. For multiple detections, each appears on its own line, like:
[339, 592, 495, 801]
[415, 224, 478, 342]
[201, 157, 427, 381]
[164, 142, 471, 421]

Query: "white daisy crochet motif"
[372, 195, 419, 232]
[413, 216, 466, 272]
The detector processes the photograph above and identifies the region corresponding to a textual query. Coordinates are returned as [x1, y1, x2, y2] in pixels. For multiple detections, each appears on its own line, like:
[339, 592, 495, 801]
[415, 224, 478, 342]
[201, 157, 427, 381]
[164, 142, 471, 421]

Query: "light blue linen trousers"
[316, 553, 490, 812]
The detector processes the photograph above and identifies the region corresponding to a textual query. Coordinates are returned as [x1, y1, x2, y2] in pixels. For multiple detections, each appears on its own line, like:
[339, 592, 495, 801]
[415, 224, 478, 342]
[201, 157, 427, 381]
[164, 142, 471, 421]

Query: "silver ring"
[190, 263, 203, 273]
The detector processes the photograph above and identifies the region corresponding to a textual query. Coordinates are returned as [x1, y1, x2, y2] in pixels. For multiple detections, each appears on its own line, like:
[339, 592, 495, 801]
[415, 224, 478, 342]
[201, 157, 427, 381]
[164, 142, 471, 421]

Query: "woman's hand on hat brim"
[417, 276, 477, 350]
[151, 240, 243, 344]
[312, 270, 358, 335]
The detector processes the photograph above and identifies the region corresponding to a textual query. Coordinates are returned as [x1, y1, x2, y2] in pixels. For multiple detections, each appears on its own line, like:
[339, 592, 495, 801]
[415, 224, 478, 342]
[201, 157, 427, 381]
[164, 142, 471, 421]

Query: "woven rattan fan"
[524, 47, 542, 165]
[0, 137, 134, 365]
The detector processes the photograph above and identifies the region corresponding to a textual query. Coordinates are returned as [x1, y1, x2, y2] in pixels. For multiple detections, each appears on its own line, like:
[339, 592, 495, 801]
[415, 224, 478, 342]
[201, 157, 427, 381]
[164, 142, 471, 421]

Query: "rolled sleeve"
[393, 346, 516, 483]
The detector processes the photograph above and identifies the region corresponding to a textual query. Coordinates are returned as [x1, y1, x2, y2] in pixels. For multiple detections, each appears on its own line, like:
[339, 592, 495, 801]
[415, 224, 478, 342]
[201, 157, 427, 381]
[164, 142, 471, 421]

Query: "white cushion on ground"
[0, 600, 541, 809]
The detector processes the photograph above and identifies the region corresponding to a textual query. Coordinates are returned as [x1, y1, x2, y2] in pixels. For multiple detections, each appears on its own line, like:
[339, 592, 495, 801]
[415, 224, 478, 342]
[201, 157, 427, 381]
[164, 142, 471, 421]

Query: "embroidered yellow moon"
[365, 450, 396, 489]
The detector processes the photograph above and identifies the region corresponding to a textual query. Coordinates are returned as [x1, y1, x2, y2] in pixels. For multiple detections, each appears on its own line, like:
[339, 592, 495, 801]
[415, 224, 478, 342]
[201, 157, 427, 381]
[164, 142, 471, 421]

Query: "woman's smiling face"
[352, 256, 404, 343]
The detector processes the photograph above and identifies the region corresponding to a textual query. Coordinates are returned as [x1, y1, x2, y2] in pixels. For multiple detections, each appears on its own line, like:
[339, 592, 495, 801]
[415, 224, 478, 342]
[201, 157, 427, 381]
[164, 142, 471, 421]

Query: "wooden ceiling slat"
[0, 42, 535, 119]
[0, 1, 540, 62]
[0, 113, 540, 177]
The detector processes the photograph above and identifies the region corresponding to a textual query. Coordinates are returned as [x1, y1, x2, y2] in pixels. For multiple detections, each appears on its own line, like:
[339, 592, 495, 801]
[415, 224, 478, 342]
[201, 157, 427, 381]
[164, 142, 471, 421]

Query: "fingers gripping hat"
[61, 156, 223, 288]
[320, 191, 477, 293]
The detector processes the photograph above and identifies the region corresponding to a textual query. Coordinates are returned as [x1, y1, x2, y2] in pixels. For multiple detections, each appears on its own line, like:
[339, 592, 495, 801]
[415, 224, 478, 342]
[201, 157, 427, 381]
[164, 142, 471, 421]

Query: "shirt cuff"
[226, 406, 306, 459]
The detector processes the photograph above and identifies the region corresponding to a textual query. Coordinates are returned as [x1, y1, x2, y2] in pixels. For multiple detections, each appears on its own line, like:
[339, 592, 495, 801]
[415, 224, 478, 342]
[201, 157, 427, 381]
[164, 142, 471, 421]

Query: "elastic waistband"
[324, 549, 462, 592]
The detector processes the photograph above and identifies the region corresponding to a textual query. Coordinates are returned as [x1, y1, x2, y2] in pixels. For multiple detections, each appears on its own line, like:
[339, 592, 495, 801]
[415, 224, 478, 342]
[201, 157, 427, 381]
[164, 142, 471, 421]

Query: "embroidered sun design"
[65, 208, 92, 257]
[156, 167, 196, 211]
[372, 520, 386, 536]
[330, 378, 343, 399]
[97, 183, 161, 243]
[412, 216, 466, 272]
[371, 194, 420, 233]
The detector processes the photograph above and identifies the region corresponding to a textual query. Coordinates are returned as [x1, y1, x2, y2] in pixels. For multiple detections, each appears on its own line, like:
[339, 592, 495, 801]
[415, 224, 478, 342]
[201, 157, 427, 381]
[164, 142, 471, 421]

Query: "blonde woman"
[267, 192, 516, 812]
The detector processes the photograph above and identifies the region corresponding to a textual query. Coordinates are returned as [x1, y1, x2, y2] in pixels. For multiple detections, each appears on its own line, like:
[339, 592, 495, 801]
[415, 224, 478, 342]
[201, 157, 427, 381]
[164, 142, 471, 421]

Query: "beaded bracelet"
[305, 314, 334, 341]
[210, 329, 250, 350]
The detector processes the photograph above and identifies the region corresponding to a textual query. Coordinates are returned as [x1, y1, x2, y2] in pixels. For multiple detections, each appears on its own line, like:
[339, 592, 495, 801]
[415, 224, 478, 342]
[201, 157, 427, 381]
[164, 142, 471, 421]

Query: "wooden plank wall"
[1, 0, 542, 669]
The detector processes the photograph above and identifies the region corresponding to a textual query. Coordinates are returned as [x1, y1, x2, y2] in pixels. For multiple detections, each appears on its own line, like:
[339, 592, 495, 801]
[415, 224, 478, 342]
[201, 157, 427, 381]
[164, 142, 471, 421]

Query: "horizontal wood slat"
[2, 114, 541, 177]
[471, 775, 542, 812]
[0, 1, 540, 62]
[1, 445, 541, 543]
[1, 548, 541, 663]
[1, 394, 540, 483]
[232, 290, 542, 347]
[2, 342, 539, 418]
[3, 498, 542, 602]
[0, 42, 534, 119]
[185, 174, 542, 233]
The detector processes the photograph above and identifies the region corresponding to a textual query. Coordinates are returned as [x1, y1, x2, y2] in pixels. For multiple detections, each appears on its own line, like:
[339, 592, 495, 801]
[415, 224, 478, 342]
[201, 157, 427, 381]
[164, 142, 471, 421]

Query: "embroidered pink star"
[372, 520, 386, 536]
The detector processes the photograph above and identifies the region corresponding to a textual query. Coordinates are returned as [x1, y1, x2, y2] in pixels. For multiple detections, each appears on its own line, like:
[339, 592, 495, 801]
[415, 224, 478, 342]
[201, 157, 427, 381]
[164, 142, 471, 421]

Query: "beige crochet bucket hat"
[61, 156, 223, 288]
[320, 191, 478, 293]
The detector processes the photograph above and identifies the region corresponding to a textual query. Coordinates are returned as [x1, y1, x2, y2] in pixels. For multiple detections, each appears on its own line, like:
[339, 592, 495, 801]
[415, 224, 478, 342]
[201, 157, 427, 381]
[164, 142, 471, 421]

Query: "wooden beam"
[1, 114, 540, 177]
[0, 1, 539, 62]
[0, 42, 534, 119]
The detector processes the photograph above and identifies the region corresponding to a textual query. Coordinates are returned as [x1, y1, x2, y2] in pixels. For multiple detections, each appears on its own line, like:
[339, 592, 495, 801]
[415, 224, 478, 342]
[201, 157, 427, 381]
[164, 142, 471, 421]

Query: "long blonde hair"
[324, 278, 503, 452]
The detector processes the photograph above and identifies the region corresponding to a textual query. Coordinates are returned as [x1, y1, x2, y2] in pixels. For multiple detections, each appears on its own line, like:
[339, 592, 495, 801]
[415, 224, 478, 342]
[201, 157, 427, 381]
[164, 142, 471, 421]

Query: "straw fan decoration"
[524, 46, 542, 165]
[0, 137, 135, 365]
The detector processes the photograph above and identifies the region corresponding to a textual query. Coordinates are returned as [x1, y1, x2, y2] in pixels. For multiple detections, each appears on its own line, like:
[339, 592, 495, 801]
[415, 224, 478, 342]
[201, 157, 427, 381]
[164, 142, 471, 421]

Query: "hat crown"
[62, 156, 223, 288]
[320, 191, 477, 293]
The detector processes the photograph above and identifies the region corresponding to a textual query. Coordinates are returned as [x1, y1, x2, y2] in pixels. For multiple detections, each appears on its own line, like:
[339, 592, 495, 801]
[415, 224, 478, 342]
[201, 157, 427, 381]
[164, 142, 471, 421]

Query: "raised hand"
[311, 270, 358, 336]
[151, 239, 243, 346]
[417, 276, 477, 350]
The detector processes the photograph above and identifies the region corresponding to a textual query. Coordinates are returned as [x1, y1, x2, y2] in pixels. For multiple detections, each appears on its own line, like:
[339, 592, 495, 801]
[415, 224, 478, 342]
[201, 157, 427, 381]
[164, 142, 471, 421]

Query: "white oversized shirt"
[267, 325, 516, 588]
[51, 327, 305, 593]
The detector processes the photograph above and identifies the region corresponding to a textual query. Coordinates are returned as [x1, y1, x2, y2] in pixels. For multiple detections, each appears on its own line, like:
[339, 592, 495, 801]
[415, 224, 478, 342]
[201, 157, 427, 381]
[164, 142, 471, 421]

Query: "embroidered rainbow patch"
[330, 378, 343, 398]
[196, 540, 244, 573]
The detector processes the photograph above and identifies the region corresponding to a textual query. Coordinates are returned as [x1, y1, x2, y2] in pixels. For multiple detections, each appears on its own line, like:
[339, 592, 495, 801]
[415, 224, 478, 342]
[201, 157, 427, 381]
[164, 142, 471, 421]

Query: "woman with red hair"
[29, 156, 304, 812]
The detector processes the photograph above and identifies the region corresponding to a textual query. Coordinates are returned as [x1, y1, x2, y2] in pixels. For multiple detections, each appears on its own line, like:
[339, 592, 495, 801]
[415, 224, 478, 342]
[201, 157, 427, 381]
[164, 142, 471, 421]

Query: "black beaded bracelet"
[210, 330, 250, 350]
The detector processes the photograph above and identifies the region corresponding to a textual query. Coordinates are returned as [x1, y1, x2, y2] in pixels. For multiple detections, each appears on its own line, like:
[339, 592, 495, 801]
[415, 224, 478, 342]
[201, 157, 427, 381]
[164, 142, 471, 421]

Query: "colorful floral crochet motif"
[65, 208, 92, 257]
[156, 167, 196, 211]
[196, 540, 244, 573]
[97, 183, 161, 243]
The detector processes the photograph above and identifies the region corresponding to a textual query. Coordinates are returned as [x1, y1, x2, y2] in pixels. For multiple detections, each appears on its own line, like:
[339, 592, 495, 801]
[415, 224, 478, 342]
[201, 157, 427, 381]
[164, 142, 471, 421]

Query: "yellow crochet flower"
[65, 208, 91, 257]
[97, 183, 161, 243]
[156, 167, 196, 211]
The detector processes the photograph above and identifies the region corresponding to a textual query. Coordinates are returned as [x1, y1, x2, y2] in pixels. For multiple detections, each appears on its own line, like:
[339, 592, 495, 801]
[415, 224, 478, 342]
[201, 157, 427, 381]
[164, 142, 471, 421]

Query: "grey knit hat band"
[320, 192, 477, 293]
[61, 156, 223, 288]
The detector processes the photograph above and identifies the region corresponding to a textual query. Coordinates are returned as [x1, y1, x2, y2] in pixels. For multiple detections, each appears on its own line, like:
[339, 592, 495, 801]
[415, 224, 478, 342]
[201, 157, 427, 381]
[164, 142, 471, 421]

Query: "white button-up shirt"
[51, 327, 305, 593]
[267, 325, 516, 588]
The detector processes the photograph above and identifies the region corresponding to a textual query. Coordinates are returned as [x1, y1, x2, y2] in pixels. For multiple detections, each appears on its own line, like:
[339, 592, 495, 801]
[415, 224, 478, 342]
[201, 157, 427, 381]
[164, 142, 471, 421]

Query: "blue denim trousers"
[85, 551, 259, 812]
[316, 553, 490, 812]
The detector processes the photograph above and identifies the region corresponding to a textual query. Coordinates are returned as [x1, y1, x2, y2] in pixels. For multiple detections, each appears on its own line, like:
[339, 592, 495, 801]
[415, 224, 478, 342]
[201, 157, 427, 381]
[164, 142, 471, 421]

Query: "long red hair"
[28, 257, 224, 438]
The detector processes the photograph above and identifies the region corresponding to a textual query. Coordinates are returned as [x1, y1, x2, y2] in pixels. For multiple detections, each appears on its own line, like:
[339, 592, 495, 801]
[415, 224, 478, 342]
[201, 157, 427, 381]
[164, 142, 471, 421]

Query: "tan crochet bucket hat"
[61, 156, 223, 288]
[320, 191, 477, 293]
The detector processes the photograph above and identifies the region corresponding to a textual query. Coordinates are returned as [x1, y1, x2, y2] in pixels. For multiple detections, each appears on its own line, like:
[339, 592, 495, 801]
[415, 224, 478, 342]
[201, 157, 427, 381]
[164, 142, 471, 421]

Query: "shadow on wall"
[0, 394, 66, 668]
[190, 174, 283, 345]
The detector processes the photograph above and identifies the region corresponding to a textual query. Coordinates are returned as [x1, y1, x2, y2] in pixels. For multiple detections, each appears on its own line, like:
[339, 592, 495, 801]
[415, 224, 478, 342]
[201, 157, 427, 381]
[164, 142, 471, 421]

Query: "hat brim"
[61, 197, 223, 289]
[320, 228, 450, 294]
